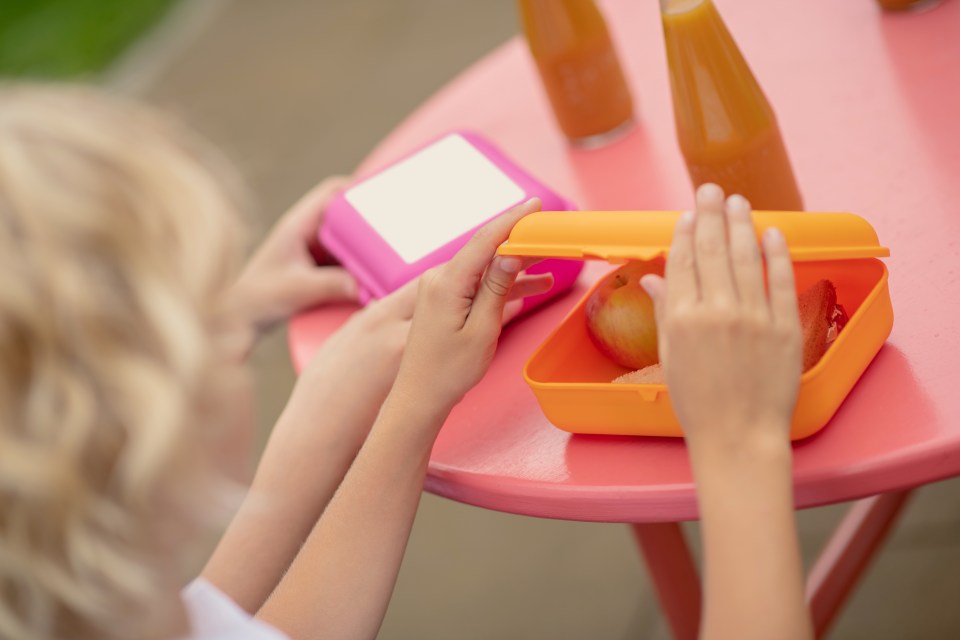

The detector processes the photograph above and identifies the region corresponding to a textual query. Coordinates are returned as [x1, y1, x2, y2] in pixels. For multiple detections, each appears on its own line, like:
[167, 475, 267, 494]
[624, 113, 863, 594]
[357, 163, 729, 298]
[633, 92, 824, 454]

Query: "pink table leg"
[805, 490, 912, 638]
[632, 523, 702, 640]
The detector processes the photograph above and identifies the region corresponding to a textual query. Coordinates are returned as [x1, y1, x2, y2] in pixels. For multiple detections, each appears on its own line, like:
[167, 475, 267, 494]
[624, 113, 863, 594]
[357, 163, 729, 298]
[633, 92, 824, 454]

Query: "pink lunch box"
[320, 131, 584, 314]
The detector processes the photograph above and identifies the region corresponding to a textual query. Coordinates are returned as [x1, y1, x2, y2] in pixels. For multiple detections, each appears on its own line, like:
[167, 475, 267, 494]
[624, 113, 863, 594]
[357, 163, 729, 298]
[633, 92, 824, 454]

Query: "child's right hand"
[640, 183, 803, 452]
[390, 198, 553, 421]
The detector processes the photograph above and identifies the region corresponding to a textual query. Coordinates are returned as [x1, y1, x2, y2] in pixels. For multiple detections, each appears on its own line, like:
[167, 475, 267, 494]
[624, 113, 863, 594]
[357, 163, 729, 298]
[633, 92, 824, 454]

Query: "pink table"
[290, 1, 960, 637]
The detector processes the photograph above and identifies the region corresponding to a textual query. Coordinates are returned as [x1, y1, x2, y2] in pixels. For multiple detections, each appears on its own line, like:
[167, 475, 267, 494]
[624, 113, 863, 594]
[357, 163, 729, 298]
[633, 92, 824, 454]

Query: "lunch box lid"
[498, 210, 889, 263]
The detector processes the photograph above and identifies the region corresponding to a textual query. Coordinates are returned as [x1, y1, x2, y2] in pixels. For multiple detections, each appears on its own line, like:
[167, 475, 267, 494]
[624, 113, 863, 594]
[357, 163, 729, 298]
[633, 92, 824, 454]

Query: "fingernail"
[496, 256, 524, 274]
[763, 227, 786, 249]
[727, 194, 751, 220]
[697, 183, 724, 202]
[639, 275, 656, 298]
[678, 210, 695, 230]
[524, 197, 541, 210]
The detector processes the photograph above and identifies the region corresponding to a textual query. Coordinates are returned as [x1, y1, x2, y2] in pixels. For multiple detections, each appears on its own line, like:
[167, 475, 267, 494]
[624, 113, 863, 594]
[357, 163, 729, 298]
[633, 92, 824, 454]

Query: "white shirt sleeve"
[180, 578, 289, 640]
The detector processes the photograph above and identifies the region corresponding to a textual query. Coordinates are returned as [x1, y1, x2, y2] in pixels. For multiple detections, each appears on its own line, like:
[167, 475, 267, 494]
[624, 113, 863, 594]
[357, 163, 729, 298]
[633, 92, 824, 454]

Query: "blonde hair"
[0, 85, 247, 639]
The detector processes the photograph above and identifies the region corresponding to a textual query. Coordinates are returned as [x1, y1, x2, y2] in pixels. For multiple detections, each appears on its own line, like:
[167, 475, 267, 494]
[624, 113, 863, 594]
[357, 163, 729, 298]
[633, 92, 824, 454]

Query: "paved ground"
[126, 1, 960, 638]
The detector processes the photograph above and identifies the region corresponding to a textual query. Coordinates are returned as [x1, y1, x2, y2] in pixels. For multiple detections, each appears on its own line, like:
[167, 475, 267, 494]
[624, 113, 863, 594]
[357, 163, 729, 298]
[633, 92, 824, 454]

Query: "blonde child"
[0, 85, 811, 640]
[0, 84, 550, 640]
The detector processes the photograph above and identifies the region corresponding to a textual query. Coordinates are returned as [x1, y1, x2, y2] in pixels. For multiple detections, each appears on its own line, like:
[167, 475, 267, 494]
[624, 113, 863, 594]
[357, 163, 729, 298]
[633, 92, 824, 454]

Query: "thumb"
[287, 176, 351, 238]
[291, 266, 359, 308]
[469, 255, 524, 330]
[640, 274, 665, 323]
[640, 273, 668, 364]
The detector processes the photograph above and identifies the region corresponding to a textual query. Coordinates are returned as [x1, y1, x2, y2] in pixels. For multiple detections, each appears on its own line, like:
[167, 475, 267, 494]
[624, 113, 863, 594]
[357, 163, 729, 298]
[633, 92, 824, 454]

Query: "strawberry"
[798, 279, 845, 372]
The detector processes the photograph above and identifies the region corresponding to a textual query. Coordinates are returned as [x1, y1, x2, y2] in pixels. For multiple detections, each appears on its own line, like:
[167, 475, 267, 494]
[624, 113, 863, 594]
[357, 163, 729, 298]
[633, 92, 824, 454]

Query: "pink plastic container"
[321, 131, 584, 312]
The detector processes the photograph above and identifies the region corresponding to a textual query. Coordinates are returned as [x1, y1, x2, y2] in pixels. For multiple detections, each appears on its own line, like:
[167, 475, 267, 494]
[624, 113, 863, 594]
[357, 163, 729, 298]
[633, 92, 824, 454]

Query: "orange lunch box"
[499, 210, 892, 440]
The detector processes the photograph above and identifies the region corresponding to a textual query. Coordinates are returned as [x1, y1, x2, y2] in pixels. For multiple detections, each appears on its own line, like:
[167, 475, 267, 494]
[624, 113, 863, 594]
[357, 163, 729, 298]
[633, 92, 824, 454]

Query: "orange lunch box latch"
[636, 387, 662, 402]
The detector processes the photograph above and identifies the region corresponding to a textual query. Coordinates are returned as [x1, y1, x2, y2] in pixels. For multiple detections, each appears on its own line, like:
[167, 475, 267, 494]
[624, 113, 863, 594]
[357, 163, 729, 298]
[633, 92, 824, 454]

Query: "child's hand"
[206, 281, 417, 613]
[640, 183, 802, 451]
[642, 184, 814, 640]
[301, 280, 416, 412]
[232, 176, 357, 336]
[391, 198, 553, 418]
[277, 279, 418, 453]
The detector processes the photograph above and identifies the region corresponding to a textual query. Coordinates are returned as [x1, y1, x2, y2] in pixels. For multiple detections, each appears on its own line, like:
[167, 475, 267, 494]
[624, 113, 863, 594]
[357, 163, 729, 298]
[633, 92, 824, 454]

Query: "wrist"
[379, 381, 452, 444]
[690, 433, 796, 528]
[687, 424, 793, 476]
[274, 383, 376, 461]
[389, 369, 459, 424]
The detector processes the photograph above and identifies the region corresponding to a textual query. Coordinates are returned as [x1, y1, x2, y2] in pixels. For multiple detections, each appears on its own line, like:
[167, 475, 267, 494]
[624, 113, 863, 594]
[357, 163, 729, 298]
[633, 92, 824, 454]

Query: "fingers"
[470, 255, 525, 330]
[294, 265, 358, 306]
[446, 198, 541, 284]
[502, 272, 555, 324]
[640, 273, 665, 322]
[286, 175, 351, 238]
[518, 257, 545, 272]
[444, 197, 541, 330]
[725, 194, 766, 308]
[287, 176, 350, 264]
[640, 273, 670, 366]
[693, 183, 737, 304]
[506, 272, 554, 302]
[762, 228, 800, 329]
[664, 210, 698, 313]
[379, 276, 420, 320]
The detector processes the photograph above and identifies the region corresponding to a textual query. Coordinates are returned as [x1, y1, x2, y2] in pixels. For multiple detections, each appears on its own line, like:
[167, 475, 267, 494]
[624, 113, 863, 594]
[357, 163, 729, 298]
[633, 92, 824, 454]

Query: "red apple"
[585, 259, 664, 370]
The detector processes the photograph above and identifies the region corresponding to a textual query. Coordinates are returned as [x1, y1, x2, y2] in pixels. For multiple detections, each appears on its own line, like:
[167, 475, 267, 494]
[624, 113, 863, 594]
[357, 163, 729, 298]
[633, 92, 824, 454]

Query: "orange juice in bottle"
[519, 0, 634, 145]
[661, 0, 803, 210]
[876, 0, 942, 10]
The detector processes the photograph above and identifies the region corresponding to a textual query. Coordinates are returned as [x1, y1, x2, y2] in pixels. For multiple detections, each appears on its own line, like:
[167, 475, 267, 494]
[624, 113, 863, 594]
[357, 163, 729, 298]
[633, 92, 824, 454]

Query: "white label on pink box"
[344, 133, 525, 264]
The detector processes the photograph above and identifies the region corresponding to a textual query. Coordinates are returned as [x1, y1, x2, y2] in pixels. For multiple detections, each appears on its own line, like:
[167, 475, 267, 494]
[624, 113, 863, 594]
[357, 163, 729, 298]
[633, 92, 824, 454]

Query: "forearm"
[204, 390, 372, 612]
[256, 390, 446, 640]
[690, 434, 812, 640]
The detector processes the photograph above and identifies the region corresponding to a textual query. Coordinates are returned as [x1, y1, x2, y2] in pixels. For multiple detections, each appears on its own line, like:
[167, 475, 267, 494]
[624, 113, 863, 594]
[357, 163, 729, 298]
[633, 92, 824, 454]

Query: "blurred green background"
[0, 0, 175, 77]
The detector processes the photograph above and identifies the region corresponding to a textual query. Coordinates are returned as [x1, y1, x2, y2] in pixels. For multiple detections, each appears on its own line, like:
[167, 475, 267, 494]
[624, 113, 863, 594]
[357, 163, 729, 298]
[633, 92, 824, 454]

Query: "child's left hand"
[391, 198, 553, 419]
[231, 176, 357, 336]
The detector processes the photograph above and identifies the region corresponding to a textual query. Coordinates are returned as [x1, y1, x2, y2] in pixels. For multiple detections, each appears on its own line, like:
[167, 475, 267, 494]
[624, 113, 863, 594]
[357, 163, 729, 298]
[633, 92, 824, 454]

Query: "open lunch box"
[499, 209, 893, 441]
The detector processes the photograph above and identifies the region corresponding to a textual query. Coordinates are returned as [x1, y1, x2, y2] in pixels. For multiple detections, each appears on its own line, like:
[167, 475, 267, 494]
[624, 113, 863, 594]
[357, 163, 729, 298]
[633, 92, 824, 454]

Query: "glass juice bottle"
[661, 0, 803, 210]
[519, 0, 634, 145]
